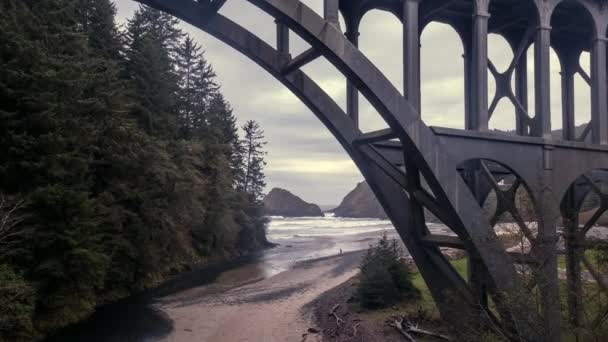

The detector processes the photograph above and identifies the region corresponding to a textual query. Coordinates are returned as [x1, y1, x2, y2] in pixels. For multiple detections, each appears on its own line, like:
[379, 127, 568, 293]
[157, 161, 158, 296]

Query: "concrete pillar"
[462, 33, 473, 129]
[533, 25, 552, 138]
[323, 0, 340, 28]
[591, 38, 608, 144]
[559, 49, 577, 141]
[470, 0, 490, 131]
[276, 20, 289, 55]
[403, 0, 421, 113]
[346, 29, 360, 127]
[515, 51, 529, 135]
[563, 189, 582, 337]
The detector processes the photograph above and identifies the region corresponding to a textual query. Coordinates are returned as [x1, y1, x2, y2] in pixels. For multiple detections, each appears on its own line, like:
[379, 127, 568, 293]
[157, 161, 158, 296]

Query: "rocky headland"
[263, 188, 324, 217]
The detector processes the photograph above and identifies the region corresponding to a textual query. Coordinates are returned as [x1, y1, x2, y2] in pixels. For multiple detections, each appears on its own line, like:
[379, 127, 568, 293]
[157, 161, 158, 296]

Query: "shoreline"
[154, 250, 366, 341]
[43, 249, 269, 342]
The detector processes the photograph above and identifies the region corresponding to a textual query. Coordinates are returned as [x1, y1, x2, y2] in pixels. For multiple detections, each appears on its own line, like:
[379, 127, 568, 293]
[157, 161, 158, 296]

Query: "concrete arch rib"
[135, 1, 542, 339]
[249, 7, 541, 335]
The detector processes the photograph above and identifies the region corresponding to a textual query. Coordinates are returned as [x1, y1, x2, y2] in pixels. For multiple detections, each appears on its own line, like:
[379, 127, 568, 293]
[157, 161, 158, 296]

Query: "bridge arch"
[132, 1, 608, 339]
[560, 169, 608, 336]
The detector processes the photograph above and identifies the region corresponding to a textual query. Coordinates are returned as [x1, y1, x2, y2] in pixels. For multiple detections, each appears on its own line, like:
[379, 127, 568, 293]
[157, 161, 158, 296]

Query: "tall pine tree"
[241, 120, 267, 203]
[124, 5, 183, 136]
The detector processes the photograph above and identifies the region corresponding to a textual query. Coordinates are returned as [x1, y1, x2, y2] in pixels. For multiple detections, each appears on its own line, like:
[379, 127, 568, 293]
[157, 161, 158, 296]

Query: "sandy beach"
[155, 251, 364, 342]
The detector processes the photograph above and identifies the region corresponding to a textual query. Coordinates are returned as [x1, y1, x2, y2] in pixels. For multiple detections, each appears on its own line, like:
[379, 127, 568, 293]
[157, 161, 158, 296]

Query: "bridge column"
[533, 24, 552, 138]
[469, 0, 490, 131]
[276, 20, 289, 56]
[515, 49, 529, 136]
[557, 48, 578, 141]
[591, 37, 608, 144]
[403, 0, 421, 113]
[346, 28, 360, 127]
[563, 188, 583, 337]
[323, 0, 340, 28]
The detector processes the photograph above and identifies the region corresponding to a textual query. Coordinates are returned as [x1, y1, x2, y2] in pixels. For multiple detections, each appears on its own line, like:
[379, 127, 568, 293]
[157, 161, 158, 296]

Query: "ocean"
[260, 214, 456, 277]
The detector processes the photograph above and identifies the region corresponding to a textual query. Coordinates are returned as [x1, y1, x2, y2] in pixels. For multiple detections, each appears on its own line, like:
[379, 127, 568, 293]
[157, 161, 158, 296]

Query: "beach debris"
[307, 327, 320, 334]
[388, 315, 452, 341]
[404, 322, 452, 341]
[328, 303, 345, 328]
[387, 316, 417, 342]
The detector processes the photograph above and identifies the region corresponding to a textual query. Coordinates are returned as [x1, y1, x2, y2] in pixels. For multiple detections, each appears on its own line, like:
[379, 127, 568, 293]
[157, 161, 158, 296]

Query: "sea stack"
[263, 188, 324, 217]
[332, 181, 388, 219]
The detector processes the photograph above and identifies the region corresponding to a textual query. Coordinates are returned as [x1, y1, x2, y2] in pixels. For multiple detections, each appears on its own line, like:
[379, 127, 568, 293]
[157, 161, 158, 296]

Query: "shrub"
[0, 264, 35, 342]
[358, 234, 419, 309]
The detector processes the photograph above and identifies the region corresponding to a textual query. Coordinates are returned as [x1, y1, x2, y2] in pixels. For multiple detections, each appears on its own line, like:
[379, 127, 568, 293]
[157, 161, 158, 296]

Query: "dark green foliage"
[0, 264, 36, 342]
[0, 1, 269, 340]
[358, 234, 419, 309]
[241, 120, 267, 203]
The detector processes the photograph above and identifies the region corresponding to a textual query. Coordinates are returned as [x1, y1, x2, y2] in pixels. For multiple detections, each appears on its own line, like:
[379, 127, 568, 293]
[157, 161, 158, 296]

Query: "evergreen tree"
[241, 120, 267, 203]
[206, 93, 244, 184]
[0, 0, 114, 334]
[174, 35, 218, 139]
[124, 5, 183, 136]
[77, 0, 122, 60]
[0, 1, 271, 339]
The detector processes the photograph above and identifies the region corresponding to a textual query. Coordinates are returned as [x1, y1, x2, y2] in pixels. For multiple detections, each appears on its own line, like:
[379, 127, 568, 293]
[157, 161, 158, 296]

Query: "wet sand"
[156, 251, 364, 342]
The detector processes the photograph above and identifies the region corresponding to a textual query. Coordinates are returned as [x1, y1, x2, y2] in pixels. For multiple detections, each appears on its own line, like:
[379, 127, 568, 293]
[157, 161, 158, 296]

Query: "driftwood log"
[328, 303, 345, 328]
[388, 315, 453, 342]
[388, 317, 416, 342]
[404, 322, 452, 341]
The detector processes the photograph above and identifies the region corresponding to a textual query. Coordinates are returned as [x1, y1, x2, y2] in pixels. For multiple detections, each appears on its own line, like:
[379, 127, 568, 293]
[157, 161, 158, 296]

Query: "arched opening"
[575, 52, 591, 130]
[458, 158, 540, 308]
[550, 47, 563, 132]
[486, 0, 537, 136]
[357, 9, 402, 132]
[458, 159, 538, 250]
[560, 170, 608, 338]
[550, 0, 595, 140]
[488, 34, 516, 132]
[420, 22, 465, 129]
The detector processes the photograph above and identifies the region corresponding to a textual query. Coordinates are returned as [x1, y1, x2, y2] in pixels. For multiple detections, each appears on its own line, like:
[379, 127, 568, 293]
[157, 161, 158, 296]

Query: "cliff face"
[263, 188, 324, 217]
[332, 182, 388, 219]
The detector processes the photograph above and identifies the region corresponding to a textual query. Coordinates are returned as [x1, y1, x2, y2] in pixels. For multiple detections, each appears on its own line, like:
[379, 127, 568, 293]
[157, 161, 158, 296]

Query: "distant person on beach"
[339, 249, 342, 255]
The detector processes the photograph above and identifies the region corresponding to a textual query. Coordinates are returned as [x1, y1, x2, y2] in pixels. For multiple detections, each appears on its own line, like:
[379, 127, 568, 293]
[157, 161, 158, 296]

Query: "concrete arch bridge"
[134, 0, 608, 340]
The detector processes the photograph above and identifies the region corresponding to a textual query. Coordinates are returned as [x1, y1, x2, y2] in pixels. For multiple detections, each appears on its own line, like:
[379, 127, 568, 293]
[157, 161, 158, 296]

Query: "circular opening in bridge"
[560, 170, 608, 331]
[457, 159, 538, 267]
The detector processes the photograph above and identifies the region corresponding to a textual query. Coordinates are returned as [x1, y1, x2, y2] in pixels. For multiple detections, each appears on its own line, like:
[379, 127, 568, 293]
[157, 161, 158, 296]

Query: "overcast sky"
[115, 0, 591, 206]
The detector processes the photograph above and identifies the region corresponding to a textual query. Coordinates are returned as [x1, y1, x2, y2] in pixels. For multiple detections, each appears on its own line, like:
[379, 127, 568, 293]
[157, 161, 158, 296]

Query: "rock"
[263, 188, 323, 217]
[308, 328, 320, 334]
[332, 181, 441, 222]
[331, 182, 388, 219]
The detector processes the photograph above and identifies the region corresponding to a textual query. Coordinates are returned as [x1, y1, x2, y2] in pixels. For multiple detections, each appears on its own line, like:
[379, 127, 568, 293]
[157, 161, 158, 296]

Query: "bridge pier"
[469, 0, 490, 131]
[345, 21, 360, 128]
[533, 23, 552, 138]
[590, 37, 608, 144]
[403, 0, 420, 112]
[514, 39, 529, 136]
